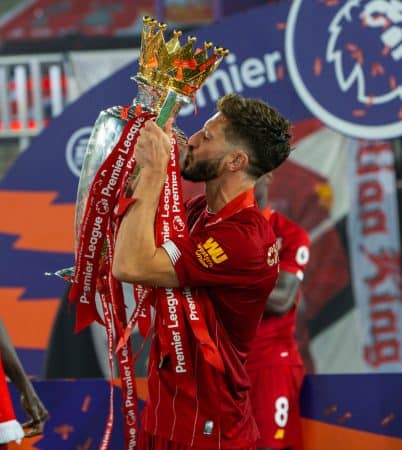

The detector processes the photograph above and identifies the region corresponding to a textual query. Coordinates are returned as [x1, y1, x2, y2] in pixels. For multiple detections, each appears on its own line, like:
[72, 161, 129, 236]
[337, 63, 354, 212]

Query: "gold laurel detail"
[137, 16, 229, 99]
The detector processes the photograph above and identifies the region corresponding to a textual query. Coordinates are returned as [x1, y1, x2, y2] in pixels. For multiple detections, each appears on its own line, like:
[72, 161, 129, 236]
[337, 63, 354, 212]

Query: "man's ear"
[226, 150, 249, 172]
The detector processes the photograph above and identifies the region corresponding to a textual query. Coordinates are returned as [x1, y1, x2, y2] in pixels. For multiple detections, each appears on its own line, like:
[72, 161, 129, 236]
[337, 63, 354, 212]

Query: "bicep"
[165, 228, 272, 288]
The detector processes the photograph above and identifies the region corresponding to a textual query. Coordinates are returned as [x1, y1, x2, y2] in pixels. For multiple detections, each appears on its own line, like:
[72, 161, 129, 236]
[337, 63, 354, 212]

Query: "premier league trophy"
[54, 16, 228, 281]
[53, 17, 228, 449]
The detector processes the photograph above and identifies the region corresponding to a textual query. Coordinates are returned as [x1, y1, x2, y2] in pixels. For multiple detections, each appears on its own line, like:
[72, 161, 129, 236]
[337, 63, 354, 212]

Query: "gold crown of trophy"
[51, 17, 228, 280]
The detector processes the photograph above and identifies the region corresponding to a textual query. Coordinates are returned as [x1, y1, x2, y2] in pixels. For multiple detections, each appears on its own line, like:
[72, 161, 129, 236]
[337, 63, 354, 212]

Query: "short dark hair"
[217, 93, 291, 178]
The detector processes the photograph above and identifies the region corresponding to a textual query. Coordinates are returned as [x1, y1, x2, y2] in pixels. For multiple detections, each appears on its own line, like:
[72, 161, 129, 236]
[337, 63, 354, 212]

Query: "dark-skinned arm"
[263, 271, 301, 317]
[0, 319, 48, 436]
[112, 119, 179, 287]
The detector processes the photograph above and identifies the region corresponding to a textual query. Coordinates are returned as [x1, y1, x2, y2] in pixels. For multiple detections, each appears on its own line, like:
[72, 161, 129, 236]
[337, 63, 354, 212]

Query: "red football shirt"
[141, 190, 279, 449]
[247, 211, 310, 368]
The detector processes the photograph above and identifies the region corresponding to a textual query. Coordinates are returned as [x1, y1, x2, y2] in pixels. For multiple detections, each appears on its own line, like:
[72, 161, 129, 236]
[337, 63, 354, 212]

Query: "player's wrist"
[140, 165, 167, 181]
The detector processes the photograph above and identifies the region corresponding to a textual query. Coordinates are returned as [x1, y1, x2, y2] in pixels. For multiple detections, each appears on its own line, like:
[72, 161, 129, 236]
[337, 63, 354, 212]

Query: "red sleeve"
[162, 212, 279, 288]
[271, 212, 310, 280]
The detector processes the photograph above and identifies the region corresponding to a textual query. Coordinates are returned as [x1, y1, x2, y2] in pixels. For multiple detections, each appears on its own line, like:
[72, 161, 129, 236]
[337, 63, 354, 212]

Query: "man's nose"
[188, 130, 200, 147]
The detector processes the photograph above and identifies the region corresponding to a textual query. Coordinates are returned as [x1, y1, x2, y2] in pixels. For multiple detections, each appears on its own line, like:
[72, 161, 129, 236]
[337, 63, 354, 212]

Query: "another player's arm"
[263, 271, 301, 317]
[0, 319, 49, 435]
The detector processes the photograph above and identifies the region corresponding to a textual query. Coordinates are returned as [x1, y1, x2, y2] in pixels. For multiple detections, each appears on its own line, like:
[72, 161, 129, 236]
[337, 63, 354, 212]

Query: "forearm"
[0, 319, 33, 394]
[113, 168, 165, 282]
[263, 271, 300, 316]
[263, 287, 295, 316]
[113, 119, 179, 286]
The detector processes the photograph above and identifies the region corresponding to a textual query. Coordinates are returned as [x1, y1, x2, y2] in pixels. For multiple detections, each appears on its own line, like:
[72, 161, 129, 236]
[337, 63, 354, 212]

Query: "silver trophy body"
[74, 106, 126, 251]
[75, 79, 190, 253]
[52, 80, 190, 280]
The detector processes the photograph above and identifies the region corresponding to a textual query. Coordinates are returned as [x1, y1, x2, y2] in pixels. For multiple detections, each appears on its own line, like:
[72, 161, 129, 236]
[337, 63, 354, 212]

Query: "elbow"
[111, 261, 129, 282]
[271, 303, 292, 316]
[264, 297, 295, 316]
[112, 258, 142, 283]
[111, 263, 127, 282]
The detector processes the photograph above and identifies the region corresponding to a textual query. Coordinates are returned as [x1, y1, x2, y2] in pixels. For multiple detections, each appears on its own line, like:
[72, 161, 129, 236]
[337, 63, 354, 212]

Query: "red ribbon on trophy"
[70, 113, 149, 449]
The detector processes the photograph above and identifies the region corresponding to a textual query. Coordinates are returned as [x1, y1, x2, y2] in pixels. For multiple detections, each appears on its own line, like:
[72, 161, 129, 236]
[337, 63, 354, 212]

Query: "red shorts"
[248, 365, 305, 450]
[138, 429, 256, 450]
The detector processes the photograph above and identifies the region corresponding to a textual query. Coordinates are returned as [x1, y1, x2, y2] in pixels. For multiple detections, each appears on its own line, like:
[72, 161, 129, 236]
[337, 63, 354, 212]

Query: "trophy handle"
[155, 90, 180, 127]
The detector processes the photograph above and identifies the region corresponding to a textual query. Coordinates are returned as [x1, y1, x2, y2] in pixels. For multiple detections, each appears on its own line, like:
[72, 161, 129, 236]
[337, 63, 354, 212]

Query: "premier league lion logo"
[327, 0, 402, 105]
[286, 0, 402, 139]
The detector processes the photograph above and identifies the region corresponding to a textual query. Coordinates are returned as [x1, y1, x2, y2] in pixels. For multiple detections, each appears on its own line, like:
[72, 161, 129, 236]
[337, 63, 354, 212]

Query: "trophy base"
[45, 266, 75, 282]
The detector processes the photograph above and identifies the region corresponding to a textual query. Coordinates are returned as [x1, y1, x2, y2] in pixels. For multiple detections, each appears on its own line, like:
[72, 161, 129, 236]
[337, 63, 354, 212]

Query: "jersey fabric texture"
[141, 191, 279, 449]
[247, 210, 310, 449]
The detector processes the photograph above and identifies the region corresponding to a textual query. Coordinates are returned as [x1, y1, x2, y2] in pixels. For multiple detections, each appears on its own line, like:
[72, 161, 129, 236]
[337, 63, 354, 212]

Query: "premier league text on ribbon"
[121, 343, 137, 449]
[161, 142, 200, 374]
[161, 141, 181, 242]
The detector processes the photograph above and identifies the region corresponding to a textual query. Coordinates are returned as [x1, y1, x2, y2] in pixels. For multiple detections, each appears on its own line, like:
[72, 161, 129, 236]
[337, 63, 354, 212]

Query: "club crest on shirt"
[267, 240, 280, 267]
[286, 0, 402, 139]
[195, 237, 228, 268]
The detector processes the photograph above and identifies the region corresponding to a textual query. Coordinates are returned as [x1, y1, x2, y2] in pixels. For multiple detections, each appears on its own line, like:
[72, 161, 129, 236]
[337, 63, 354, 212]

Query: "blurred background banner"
[347, 139, 402, 372]
[0, 0, 400, 378]
[300, 373, 402, 450]
[8, 378, 147, 449]
[8, 375, 402, 449]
